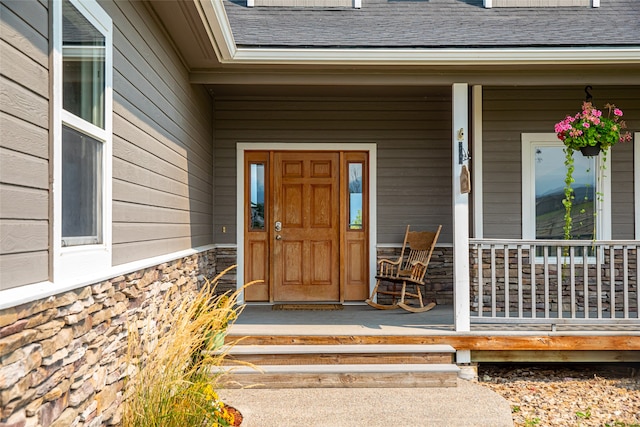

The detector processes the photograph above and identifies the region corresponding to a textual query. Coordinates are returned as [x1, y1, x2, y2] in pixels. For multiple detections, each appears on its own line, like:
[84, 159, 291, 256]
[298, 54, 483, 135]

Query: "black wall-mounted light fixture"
[585, 85, 593, 102]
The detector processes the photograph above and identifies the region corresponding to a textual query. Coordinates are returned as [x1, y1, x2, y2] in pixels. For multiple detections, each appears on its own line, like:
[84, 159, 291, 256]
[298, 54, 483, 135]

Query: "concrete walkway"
[219, 379, 514, 427]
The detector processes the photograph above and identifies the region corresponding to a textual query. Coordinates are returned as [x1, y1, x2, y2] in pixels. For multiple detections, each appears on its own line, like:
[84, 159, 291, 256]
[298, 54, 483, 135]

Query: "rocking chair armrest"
[410, 260, 428, 269]
[377, 258, 402, 267]
[406, 260, 429, 280]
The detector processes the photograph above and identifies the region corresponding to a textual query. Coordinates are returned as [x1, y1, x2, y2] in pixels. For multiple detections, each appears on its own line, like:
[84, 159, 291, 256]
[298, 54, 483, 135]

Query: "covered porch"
[229, 238, 639, 362]
[227, 304, 640, 363]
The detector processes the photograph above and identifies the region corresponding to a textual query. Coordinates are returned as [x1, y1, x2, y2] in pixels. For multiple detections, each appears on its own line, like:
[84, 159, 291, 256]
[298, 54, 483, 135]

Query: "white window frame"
[53, 0, 113, 284]
[521, 133, 611, 242]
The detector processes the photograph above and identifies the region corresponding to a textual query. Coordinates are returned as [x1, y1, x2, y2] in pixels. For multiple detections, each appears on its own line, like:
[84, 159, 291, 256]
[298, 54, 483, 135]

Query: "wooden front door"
[243, 150, 369, 303]
[273, 152, 340, 301]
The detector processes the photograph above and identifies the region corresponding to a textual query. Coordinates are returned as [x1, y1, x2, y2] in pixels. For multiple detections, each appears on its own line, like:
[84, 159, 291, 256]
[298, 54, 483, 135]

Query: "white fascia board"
[196, 0, 237, 61]
[230, 47, 640, 66]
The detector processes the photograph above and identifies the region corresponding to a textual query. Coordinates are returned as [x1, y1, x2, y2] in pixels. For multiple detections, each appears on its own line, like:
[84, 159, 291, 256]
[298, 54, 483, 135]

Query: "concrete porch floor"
[228, 304, 456, 337]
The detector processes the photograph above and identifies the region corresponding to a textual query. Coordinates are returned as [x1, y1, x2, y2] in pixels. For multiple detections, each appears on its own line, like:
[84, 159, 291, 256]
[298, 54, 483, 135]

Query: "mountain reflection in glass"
[348, 163, 363, 230]
[250, 163, 265, 230]
[535, 146, 596, 240]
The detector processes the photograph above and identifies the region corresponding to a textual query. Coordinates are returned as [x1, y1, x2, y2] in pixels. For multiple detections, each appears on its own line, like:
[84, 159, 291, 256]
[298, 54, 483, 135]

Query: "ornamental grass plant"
[123, 265, 251, 427]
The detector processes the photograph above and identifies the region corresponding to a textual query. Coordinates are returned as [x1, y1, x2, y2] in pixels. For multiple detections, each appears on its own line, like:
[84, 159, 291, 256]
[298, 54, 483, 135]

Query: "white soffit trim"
[231, 47, 640, 65]
[197, 0, 236, 61]
[202, 0, 640, 65]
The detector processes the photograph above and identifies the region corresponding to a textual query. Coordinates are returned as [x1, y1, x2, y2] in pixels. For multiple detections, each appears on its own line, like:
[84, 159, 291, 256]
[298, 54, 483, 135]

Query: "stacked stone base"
[0, 249, 232, 427]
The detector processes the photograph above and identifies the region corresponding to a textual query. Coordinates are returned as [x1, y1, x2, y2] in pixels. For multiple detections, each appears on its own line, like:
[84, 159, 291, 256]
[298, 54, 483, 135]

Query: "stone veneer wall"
[0, 248, 235, 427]
[375, 247, 454, 305]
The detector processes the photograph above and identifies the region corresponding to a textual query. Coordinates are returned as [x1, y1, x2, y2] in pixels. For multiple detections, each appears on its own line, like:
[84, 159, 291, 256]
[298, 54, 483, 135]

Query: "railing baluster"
[518, 245, 523, 318]
[610, 245, 615, 319]
[583, 244, 589, 319]
[556, 245, 563, 319]
[531, 244, 536, 319]
[477, 244, 483, 317]
[570, 246, 576, 319]
[491, 245, 496, 317]
[597, 247, 603, 319]
[623, 245, 629, 319]
[544, 246, 549, 319]
[504, 245, 509, 319]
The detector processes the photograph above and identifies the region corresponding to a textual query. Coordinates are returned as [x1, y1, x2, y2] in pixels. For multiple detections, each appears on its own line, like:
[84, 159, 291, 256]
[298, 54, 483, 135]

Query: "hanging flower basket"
[554, 101, 632, 240]
[579, 143, 602, 157]
[555, 101, 631, 154]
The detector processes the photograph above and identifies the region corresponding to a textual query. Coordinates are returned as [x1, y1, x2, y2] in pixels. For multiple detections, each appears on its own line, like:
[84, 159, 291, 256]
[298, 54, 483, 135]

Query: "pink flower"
[614, 108, 623, 116]
[583, 122, 590, 128]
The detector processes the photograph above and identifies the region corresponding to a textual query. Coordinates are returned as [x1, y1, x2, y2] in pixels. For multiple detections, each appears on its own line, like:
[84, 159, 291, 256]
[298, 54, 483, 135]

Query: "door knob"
[275, 234, 282, 240]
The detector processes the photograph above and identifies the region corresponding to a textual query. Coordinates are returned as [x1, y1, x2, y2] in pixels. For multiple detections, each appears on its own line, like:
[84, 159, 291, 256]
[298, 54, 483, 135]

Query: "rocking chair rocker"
[366, 225, 442, 313]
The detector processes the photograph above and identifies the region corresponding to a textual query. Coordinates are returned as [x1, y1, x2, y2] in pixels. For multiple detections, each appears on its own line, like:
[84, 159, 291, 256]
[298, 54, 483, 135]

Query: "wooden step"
[212, 363, 460, 389]
[213, 344, 459, 388]
[222, 344, 455, 365]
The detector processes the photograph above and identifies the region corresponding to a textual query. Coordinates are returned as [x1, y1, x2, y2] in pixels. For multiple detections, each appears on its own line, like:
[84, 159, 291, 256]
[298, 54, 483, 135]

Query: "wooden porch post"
[452, 84, 471, 345]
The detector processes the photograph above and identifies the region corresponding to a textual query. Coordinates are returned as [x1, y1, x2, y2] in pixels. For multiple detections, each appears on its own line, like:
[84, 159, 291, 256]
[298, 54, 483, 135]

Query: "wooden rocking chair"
[366, 225, 442, 313]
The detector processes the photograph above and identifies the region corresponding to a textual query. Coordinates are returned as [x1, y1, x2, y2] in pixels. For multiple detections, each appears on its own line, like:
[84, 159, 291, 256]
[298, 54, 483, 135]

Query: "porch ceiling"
[196, 64, 640, 94]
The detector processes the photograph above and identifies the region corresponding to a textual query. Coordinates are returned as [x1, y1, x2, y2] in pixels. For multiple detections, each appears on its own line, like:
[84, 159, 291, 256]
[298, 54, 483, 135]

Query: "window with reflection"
[534, 146, 596, 240]
[348, 163, 363, 230]
[250, 163, 265, 230]
[63, 0, 105, 129]
[60, 0, 108, 247]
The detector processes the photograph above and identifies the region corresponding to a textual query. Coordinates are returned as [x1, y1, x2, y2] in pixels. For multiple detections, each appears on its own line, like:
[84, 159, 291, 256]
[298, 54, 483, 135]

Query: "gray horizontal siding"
[213, 96, 453, 245]
[0, 1, 50, 290]
[101, 1, 214, 266]
[482, 86, 639, 240]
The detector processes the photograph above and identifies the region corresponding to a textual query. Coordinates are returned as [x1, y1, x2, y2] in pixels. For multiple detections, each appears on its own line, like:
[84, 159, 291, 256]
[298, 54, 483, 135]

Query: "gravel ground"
[477, 363, 640, 427]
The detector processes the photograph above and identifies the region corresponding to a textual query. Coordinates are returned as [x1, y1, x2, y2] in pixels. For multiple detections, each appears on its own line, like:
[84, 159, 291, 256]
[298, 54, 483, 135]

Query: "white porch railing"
[469, 239, 639, 325]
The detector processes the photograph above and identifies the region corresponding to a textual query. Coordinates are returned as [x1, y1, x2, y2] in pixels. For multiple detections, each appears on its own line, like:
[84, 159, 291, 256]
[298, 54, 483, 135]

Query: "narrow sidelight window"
[348, 162, 363, 230]
[250, 163, 265, 230]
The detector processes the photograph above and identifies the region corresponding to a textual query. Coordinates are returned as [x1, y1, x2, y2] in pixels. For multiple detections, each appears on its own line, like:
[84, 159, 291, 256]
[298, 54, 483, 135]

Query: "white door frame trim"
[235, 142, 378, 304]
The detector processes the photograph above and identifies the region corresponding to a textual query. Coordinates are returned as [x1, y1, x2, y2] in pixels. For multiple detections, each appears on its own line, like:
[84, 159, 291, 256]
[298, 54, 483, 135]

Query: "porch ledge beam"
[190, 69, 640, 87]
[232, 335, 640, 351]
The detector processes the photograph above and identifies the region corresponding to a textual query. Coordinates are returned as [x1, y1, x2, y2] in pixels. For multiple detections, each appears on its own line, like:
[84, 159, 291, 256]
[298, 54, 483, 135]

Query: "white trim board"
[235, 143, 377, 304]
[0, 244, 217, 311]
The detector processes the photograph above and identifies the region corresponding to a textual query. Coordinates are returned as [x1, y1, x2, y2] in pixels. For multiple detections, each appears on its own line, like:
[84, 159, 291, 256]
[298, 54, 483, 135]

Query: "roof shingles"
[224, 0, 640, 48]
